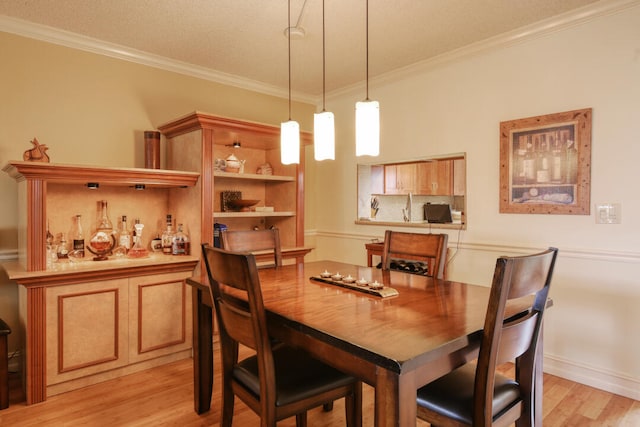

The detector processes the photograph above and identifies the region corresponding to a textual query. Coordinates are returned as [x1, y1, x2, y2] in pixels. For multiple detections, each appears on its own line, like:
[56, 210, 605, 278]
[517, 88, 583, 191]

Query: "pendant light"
[281, 0, 301, 165]
[355, 0, 379, 157]
[314, 0, 335, 161]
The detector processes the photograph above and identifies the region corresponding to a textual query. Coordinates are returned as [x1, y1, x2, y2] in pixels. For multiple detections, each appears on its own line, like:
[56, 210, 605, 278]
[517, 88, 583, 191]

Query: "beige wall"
[0, 31, 316, 354]
[308, 5, 640, 399]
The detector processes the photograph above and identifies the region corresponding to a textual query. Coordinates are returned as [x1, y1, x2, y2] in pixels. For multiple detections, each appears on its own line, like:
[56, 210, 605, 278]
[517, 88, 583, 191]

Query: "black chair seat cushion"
[416, 364, 521, 424]
[234, 345, 355, 407]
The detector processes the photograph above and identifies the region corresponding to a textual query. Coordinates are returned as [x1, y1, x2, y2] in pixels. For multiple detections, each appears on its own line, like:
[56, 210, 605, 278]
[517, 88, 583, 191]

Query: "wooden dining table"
[186, 260, 546, 427]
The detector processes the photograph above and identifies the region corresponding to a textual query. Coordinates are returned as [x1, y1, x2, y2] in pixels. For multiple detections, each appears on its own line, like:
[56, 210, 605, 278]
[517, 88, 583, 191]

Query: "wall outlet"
[595, 203, 621, 224]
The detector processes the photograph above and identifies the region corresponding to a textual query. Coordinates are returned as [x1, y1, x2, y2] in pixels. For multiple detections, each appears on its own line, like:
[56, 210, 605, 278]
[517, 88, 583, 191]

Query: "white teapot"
[225, 154, 245, 172]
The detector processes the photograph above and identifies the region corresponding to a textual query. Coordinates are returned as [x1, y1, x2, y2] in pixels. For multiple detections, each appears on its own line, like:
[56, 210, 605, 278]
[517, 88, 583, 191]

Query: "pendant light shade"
[355, 0, 379, 157]
[355, 100, 379, 156]
[314, 0, 335, 161]
[281, 0, 300, 165]
[281, 120, 301, 165]
[314, 111, 335, 160]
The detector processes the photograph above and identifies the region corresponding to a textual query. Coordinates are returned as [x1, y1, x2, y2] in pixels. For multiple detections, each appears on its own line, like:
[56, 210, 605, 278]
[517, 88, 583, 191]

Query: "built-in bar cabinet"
[2, 161, 200, 404]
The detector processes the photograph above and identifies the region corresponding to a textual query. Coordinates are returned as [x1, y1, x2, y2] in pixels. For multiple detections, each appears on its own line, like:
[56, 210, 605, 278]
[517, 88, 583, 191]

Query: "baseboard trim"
[545, 354, 640, 400]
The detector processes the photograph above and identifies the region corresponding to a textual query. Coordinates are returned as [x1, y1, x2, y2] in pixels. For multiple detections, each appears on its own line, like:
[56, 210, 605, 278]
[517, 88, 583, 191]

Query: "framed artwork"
[499, 108, 592, 214]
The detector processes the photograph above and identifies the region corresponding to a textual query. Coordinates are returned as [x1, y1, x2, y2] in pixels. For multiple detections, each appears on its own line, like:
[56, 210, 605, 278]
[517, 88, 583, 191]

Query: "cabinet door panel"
[384, 164, 416, 194]
[46, 278, 129, 385]
[129, 272, 192, 363]
[417, 160, 453, 195]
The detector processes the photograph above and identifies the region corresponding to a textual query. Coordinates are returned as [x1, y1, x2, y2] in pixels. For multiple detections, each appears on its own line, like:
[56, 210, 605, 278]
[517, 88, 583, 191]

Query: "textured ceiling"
[0, 0, 610, 97]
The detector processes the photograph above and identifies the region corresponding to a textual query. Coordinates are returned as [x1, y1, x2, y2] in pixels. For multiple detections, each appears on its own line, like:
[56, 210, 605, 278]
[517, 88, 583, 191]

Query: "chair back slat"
[507, 252, 555, 299]
[221, 228, 283, 268]
[495, 311, 538, 365]
[382, 230, 448, 279]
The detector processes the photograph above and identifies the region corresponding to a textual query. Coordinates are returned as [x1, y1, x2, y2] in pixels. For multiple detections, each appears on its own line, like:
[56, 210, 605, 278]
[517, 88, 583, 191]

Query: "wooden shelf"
[3, 161, 200, 188]
[214, 171, 294, 182]
[215, 211, 295, 218]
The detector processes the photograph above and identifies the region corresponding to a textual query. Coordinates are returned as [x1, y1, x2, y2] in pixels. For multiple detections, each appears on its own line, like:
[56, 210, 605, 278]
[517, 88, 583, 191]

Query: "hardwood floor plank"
[1, 351, 638, 426]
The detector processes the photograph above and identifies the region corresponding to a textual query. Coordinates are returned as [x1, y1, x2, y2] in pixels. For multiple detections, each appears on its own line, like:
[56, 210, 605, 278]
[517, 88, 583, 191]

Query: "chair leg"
[346, 382, 363, 427]
[295, 411, 308, 427]
[221, 386, 235, 427]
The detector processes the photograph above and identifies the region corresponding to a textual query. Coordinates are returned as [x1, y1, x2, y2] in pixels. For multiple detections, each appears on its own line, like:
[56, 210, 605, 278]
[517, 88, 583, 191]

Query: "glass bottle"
[57, 233, 70, 259]
[118, 215, 131, 252]
[161, 214, 174, 255]
[551, 131, 564, 183]
[96, 200, 113, 232]
[512, 135, 526, 185]
[88, 200, 116, 260]
[132, 218, 141, 246]
[70, 214, 85, 257]
[522, 135, 536, 184]
[171, 223, 189, 256]
[535, 134, 550, 183]
[565, 139, 578, 184]
[127, 222, 149, 258]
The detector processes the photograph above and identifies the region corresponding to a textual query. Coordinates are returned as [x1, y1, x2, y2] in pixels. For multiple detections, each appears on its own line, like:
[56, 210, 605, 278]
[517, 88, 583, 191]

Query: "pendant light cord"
[322, 0, 326, 112]
[288, 0, 292, 121]
[365, 0, 369, 101]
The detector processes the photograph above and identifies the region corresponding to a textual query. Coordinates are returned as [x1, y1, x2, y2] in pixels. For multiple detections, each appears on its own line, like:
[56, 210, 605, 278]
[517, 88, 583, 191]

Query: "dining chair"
[201, 244, 362, 427]
[381, 230, 449, 279]
[415, 247, 558, 427]
[221, 228, 283, 268]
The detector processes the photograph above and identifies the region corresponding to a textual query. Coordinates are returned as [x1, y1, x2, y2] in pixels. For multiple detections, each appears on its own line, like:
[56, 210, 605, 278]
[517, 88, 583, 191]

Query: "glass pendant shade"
[280, 120, 300, 165]
[355, 99, 380, 157]
[313, 111, 335, 161]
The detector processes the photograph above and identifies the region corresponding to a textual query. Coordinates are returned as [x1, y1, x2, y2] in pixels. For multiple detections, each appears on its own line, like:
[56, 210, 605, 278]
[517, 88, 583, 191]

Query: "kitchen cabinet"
[2, 161, 199, 404]
[158, 112, 313, 265]
[384, 163, 416, 194]
[417, 160, 453, 196]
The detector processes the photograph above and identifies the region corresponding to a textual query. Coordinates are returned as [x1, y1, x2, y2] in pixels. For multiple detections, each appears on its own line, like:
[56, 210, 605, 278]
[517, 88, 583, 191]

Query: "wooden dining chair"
[381, 230, 449, 279]
[221, 228, 283, 268]
[201, 244, 362, 427]
[415, 247, 558, 427]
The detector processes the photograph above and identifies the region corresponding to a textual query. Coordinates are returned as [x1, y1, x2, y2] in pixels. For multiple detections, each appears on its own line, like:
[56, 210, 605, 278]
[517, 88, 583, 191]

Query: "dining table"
[186, 260, 546, 427]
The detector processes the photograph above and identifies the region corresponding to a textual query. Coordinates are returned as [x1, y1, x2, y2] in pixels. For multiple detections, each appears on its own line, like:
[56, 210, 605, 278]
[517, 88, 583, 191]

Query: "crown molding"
[326, 0, 640, 102]
[2, 0, 637, 106]
[0, 14, 316, 104]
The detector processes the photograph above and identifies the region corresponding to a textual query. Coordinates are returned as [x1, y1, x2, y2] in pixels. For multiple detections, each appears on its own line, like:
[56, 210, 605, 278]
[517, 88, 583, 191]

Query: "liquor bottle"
[118, 215, 131, 252]
[161, 214, 174, 255]
[171, 223, 189, 256]
[565, 139, 578, 184]
[57, 233, 70, 259]
[536, 135, 550, 183]
[70, 214, 85, 257]
[87, 200, 117, 260]
[96, 200, 114, 231]
[132, 218, 141, 246]
[512, 135, 526, 185]
[522, 135, 536, 183]
[551, 131, 564, 183]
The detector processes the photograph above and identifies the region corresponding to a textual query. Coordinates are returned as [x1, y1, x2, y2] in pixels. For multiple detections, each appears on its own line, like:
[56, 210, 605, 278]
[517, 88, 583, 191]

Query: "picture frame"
[499, 108, 592, 215]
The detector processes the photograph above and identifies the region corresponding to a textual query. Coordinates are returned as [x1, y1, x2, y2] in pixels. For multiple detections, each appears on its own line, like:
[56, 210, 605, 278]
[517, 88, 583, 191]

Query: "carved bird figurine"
[23, 137, 50, 162]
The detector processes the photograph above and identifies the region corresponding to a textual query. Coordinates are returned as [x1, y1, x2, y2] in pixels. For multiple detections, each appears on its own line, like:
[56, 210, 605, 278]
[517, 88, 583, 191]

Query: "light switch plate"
[595, 203, 621, 224]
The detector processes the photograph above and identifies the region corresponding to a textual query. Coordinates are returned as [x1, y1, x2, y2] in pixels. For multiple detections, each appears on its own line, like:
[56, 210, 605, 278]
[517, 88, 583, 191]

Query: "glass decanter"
[127, 222, 149, 258]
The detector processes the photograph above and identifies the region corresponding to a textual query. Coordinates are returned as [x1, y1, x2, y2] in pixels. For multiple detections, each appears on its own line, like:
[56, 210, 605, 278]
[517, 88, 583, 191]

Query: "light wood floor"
[1, 346, 639, 426]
